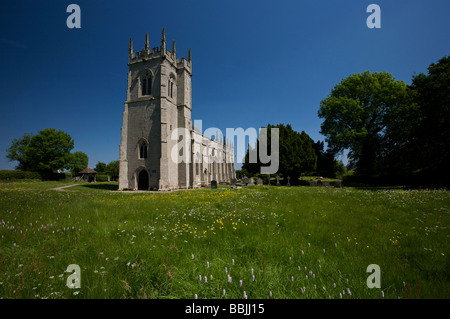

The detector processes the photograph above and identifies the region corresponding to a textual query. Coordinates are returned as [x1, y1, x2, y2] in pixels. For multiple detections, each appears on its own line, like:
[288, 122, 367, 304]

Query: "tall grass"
[0, 182, 448, 299]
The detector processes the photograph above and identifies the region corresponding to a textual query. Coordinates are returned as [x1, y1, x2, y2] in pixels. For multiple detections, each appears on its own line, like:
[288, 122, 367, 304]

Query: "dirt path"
[48, 184, 79, 191]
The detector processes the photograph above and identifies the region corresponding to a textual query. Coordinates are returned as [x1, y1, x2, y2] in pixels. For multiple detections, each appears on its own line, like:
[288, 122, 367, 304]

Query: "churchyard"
[0, 180, 448, 299]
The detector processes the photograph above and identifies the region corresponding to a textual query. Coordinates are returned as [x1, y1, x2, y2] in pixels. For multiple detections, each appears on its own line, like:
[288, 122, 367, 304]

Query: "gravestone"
[276, 175, 280, 186]
[248, 178, 255, 186]
[243, 176, 249, 186]
[230, 178, 237, 187]
[309, 181, 317, 187]
[322, 181, 330, 187]
[334, 179, 342, 188]
[211, 180, 217, 189]
[286, 176, 291, 187]
[256, 178, 263, 186]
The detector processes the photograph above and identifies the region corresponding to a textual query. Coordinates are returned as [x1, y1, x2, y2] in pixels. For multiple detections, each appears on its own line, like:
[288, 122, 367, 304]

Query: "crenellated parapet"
[128, 29, 192, 75]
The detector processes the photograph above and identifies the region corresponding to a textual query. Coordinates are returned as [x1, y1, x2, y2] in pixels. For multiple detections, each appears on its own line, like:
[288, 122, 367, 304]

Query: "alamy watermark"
[366, 264, 381, 288]
[170, 120, 279, 175]
[66, 264, 81, 289]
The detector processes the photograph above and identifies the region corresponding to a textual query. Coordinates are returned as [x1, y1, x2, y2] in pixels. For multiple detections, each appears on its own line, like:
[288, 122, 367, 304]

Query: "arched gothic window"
[141, 73, 152, 96]
[139, 140, 148, 159]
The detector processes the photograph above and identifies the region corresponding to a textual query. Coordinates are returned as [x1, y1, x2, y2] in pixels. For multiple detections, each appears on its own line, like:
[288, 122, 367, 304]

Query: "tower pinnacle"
[161, 28, 166, 53]
[188, 48, 192, 63]
[144, 32, 149, 50]
[129, 37, 134, 59]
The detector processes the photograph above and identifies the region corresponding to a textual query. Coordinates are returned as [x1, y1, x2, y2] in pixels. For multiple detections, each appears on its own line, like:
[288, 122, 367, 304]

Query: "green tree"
[67, 151, 89, 175]
[318, 71, 412, 177]
[105, 160, 120, 180]
[410, 55, 450, 180]
[6, 133, 33, 171]
[312, 140, 345, 178]
[7, 128, 74, 176]
[242, 124, 317, 183]
[94, 161, 107, 174]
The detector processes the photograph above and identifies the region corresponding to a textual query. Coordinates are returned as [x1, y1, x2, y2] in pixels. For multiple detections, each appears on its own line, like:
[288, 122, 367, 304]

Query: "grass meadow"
[0, 180, 449, 299]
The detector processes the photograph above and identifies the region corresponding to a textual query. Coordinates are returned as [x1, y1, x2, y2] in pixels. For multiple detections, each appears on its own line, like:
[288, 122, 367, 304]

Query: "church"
[118, 29, 236, 191]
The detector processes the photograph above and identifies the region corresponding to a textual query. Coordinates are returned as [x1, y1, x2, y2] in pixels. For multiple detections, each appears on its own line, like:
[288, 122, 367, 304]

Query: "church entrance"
[137, 169, 149, 190]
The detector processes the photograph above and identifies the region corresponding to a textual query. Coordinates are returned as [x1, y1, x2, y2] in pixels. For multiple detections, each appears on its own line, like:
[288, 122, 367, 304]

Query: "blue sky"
[0, 0, 449, 170]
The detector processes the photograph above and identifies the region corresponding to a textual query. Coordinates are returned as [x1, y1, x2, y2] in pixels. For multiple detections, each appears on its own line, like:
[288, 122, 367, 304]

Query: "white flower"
[73, 291, 80, 295]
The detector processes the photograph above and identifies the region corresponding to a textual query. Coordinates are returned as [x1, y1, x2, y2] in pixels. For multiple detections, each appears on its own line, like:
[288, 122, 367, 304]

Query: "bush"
[96, 175, 110, 182]
[0, 170, 41, 180]
[41, 172, 67, 181]
[64, 172, 72, 180]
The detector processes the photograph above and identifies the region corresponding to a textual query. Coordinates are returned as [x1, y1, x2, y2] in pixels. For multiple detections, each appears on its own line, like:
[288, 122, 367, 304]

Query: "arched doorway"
[137, 169, 149, 190]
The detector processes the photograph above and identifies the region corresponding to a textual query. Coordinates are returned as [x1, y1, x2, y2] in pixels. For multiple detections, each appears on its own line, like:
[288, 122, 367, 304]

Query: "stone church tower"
[119, 30, 235, 191]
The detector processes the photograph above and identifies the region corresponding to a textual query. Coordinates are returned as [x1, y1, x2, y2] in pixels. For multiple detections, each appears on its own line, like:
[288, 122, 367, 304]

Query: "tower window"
[142, 75, 152, 96]
[139, 141, 148, 159]
[168, 76, 175, 98]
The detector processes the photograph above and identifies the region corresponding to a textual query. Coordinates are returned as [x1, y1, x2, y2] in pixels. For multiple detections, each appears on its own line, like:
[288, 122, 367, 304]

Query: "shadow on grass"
[78, 182, 119, 191]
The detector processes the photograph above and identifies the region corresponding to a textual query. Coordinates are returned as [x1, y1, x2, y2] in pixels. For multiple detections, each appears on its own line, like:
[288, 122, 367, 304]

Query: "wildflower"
[199, 275, 202, 281]
[252, 275, 255, 282]
[323, 249, 326, 254]
[308, 243, 311, 248]
[251, 268, 254, 275]
[73, 291, 80, 296]
[223, 289, 226, 296]
[194, 294, 198, 299]
[239, 280, 243, 287]
[232, 259, 235, 265]
[204, 276, 207, 283]
[207, 261, 210, 268]
[227, 275, 232, 283]
[191, 254, 194, 260]
[333, 283, 336, 289]
[225, 267, 228, 274]
[339, 293, 342, 299]
[347, 288, 351, 296]
[381, 291, 385, 298]
[291, 276, 294, 282]
[269, 291, 272, 297]
[301, 250, 304, 255]
[243, 291, 247, 299]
